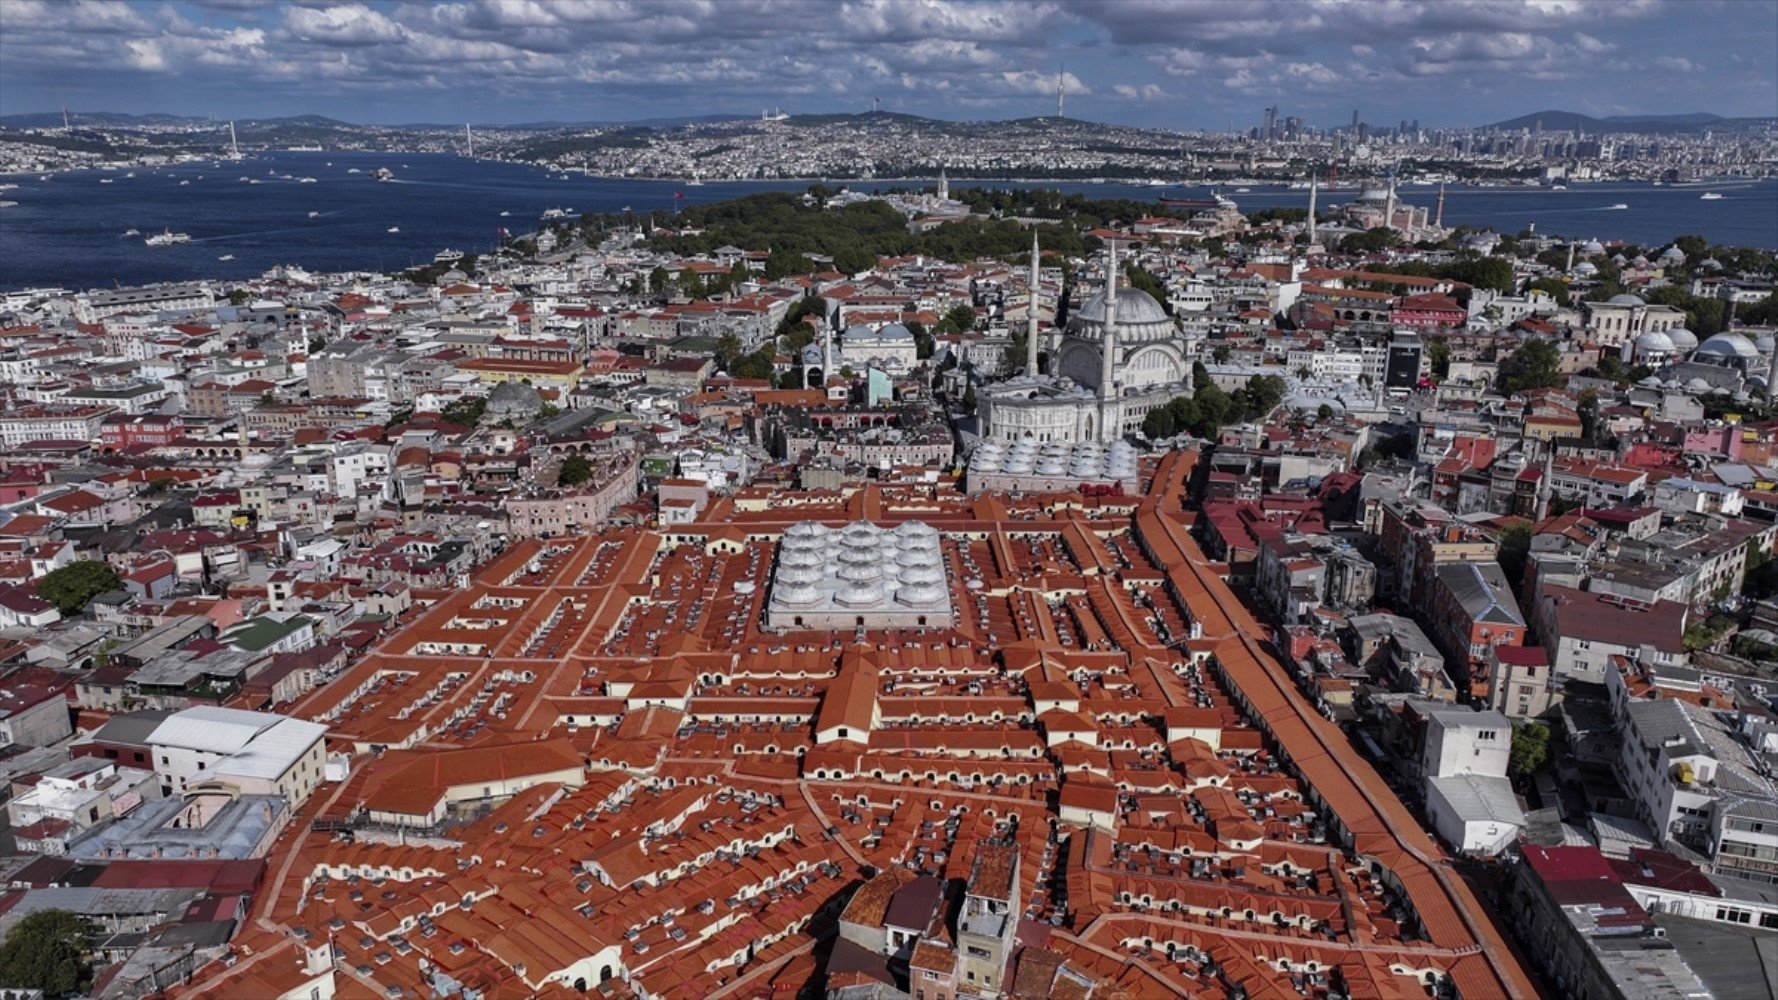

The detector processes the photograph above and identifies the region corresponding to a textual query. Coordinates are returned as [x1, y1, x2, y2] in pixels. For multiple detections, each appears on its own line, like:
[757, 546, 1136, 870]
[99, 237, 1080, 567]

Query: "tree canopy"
[1496, 338, 1565, 395]
[557, 454, 593, 487]
[0, 909, 88, 995]
[36, 561, 120, 616]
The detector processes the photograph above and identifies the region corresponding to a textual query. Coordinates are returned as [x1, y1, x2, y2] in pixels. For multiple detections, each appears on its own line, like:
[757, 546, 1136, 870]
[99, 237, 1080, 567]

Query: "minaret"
[1384, 175, 1397, 230]
[1026, 231, 1041, 379]
[1057, 66, 1065, 119]
[1534, 447, 1555, 521]
[1097, 242, 1119, 443]
[1434, 182, 1447, 228]
[1304, 172, 1317, 245]
[937, 168, 948, 201]
[821, 306, 836, 388]
[465, 123, 474, 158]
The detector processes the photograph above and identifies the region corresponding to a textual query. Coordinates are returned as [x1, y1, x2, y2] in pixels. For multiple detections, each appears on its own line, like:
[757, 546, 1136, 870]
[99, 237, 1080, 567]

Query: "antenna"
[872, 97, 881, 114]
[62, 107, 70, 130]
[1056, 65, 1065, 119]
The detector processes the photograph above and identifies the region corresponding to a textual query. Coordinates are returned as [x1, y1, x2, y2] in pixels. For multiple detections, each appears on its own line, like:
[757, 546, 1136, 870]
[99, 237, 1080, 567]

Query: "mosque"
[977, 237, 1197, 443]
[1622, 320, 1778, 398]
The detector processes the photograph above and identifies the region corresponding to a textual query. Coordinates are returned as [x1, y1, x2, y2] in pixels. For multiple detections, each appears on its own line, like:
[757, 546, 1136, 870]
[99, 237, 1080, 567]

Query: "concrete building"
[146, 706, 328, 804]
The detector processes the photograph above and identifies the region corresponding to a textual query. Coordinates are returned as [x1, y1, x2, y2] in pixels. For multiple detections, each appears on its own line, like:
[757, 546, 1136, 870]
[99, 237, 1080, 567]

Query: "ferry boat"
[499, 210, 511, 217]
[1700, 192, 1724, 200]
[372, 167, 395, 182]
[434, 249, 465, 263]
[387, 226, 400, 233]
[217, 254, 234, 261]
[98, 178, 113, 184]
[1607, 203, 1629, 210]
[297, 177, 317, 184]
[145, 229, 190, 246]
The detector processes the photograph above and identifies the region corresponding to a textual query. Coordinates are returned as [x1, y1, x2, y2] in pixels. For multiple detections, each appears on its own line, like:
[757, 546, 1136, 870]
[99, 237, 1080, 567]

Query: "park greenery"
[36, 561, 121, 617]
[1495, 338, 1565, 395]
[639, 192, 1088, 269]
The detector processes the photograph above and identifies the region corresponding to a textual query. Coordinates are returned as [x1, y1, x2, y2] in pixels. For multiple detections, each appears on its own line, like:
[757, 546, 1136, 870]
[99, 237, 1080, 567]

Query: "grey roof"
[1433, 561, 1524, 626]
[1428, 774, 1525, 826]
[86, 709, 176, 748]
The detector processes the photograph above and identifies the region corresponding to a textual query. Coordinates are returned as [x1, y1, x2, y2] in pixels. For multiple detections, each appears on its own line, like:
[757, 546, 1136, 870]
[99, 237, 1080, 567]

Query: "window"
[1477, 730, 1499, 741]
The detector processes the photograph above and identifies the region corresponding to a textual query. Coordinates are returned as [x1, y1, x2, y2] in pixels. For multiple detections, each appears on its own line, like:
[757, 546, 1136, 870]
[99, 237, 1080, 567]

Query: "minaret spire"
[1305, 171, 1317, 246]
[1026, 231, 1041, 379]
[1435, 181, 1447, 228]
[1057, 65, 1065, 119]
[1097, 241, 1119, 442]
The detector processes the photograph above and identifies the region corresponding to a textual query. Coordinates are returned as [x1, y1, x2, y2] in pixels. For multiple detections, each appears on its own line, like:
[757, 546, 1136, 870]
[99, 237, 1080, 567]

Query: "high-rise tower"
[1097, 243, 1119, 443]
[1305, 172, 1317, 244]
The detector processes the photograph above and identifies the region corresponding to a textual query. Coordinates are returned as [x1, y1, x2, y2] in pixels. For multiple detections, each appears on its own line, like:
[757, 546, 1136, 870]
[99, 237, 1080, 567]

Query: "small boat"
[218, 254, 234, 261]
[0, 201, 16, 209]
[124, 172, 134, 178]
[123, 228, 140, 236]
[249, 179, 262, 184]
[326, 162, 333, 167]
[297, 177, 317, 183]
[387, 226, 400, 233]
[1607, 203, 1628, 210]
[145, 229, 190, 246]
[434, 248, 464, 263]
[179, 180, 189, 186]
[308, 211, 320, 218]
[1234, 186, 1251, 193]
[1550, 183, 1567, 191]
[239, 176, 251, 182]
[373, 167, 395, 182]
[347, 168, 362, 174]
[0, 184, 15, 191]
[99, 178, 113, 184]
[1700, 192, 1723, 200]
[499, 210, 510, 217]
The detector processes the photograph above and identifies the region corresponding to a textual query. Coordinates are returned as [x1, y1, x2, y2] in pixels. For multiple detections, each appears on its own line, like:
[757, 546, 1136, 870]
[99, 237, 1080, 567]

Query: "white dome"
[1635, 330, 1676, 353]
[836, 581, 885, 607]
[1606, 294, 1645, 306]
[898, 564, 945, 586]
[1658, 245, 1686, 261]
[1073, 287, 1171, 328]
[838, 561, 884, 582]
[776, 584, 821, 606]
[778, 564, 823, 585]
[1686, 377, 1713, 393]
[1581, 240, 1605, 255]
[896, 583, 947, 606]
[1667, 327, 1699, 350]
[1697, 332, 1760, 359]
[785, 521, 828, 539]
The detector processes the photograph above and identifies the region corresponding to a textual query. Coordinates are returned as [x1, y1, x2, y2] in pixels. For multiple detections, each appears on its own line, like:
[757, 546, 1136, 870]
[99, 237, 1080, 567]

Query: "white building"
[146, 706, 328, 804]
[1420, 704, 1512, 779]
[1426, 773, 1525, 856]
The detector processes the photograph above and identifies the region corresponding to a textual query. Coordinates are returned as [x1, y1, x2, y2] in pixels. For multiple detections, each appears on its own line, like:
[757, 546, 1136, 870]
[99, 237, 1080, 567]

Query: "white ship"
[1700, 192, 1724, 200]
[1607, 203, 1629, 210]
[145, 229, 190, 246]
[434, 248, 464, 263]
[123, 228, 140, 236]
[387, 226, 400, 233]
[308, 211, 320, 218]
[372, 167, 395, 182]
[297, 177, 317, 183]
[217, 254, 234, 261]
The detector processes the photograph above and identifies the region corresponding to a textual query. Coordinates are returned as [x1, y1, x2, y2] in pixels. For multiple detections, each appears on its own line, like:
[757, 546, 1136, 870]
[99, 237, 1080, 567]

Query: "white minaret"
[1026, 231, 1041, 379]
[465, 123, 474, 158]
[1305, 172, 1318, 245]
[1097, 242, 1119, 442]
[1384, 175, 1397, 231]
[937, 167, 948, 201]
[1057, 66, 1065, 119]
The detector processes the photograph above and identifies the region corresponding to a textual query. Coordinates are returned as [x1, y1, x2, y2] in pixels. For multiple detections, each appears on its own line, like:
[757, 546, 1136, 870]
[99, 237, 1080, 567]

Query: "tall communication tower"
[465, 123, 474, 158]
[1056, 66, 1065, 119]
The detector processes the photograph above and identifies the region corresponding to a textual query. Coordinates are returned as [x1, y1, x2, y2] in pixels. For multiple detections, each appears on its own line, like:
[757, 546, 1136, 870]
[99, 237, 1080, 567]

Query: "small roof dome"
[1573, 262, 1598, 276]
[1635, 330, 1676, 353]
[1667, 327, 1699, 350]
[486, 380, 542, 418]
[1701, 258, 1723, 271]
[1606, 294, 1645, 306]
[1697, 331, 1760, 359]
[1658, 245, 1686, 262]
[1686, 377, 1713, 393]
[1581, 240, 1605, 255]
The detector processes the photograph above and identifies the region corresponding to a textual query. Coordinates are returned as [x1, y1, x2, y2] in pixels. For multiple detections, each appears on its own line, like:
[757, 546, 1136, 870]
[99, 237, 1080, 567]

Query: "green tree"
[1142, 407, 1176, 439]
[0, 909, 87, 995]
[557, 453, 593, 487]
[832, 245, 877, 275]
[938, 304, 978, 334]
[37, 561, 121, 616]
[1427, 338, 1452, 380]
[647, 265, 671, 294]
[763, 248, 816, 280]
[732, 347, 777, 381]
[1527, 277, 1572, 307]
[961, 384, 976, 414]
[714, 332, 745, 371]
[1339, 227, 1399, 254]
[1316, 403, 1335, 421]
[441, 395, 487, 427]
[1509, 723, 1551, 777]
[1497, 338, 1564, 395]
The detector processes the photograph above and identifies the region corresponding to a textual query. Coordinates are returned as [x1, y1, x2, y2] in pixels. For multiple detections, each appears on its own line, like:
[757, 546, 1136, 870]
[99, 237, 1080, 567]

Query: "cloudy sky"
[2, 0, 1774, 128]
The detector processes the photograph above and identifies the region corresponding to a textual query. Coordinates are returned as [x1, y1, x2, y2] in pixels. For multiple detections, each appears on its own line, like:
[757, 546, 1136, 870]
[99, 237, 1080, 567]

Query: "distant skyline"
[2, 0, 1775, 129]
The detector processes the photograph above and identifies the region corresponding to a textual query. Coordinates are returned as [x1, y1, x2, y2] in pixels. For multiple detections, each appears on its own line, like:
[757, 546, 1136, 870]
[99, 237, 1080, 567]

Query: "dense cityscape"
[3, 1, 1778, 999]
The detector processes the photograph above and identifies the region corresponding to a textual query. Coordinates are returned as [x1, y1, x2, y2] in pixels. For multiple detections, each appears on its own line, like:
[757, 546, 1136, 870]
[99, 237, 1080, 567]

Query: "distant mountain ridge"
[1485, 109, 1773, 134]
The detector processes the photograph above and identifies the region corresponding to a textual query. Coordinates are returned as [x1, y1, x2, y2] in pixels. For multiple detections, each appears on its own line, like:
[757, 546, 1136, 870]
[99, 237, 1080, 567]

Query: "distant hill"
[0, 111, 209, 128]
[1484, 109, 1772, 134]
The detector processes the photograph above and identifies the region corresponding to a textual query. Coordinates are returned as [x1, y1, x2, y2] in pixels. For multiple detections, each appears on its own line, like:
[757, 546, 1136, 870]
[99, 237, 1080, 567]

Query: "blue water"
[1, 150, 1774, 291]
